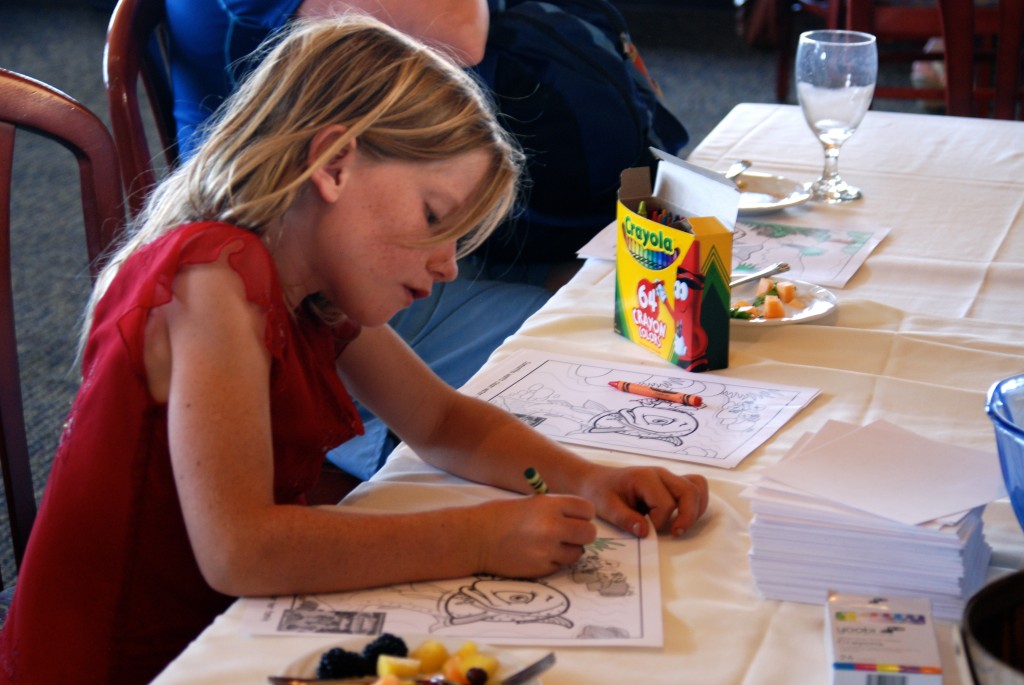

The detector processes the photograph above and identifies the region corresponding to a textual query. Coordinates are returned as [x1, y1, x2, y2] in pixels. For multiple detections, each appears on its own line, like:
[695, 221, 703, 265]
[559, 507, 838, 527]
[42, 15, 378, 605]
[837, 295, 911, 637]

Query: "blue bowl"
[987, 374, 1024, 533]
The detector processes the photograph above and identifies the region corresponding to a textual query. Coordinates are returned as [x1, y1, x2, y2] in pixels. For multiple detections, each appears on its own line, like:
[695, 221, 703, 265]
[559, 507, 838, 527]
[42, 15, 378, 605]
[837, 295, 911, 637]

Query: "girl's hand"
[473, 495, 597, 578]
[578, 466, 709, 539]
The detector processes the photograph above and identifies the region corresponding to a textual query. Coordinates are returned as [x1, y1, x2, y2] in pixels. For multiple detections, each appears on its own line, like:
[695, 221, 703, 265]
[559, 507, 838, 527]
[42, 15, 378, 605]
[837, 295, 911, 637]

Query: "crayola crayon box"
[614, 151, 739, 371]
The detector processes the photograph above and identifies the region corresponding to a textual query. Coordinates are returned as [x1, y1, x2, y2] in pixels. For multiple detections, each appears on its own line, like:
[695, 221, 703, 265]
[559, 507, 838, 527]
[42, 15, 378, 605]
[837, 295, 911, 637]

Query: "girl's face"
[281, 143, 493, 328]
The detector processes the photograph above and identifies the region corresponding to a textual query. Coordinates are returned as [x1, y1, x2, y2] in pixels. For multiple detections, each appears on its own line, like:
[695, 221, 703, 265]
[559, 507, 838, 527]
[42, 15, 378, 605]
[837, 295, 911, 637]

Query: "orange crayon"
[608, 380, 703, 407]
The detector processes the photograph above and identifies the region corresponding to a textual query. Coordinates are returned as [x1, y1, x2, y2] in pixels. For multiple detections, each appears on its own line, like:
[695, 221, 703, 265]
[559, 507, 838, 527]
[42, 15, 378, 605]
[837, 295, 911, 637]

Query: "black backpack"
[472, 0, 689, 265]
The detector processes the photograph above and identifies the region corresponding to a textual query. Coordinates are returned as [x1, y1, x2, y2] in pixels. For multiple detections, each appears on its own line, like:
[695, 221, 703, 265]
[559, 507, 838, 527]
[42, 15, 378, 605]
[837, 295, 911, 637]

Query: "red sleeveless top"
[0, 222, 363, 683]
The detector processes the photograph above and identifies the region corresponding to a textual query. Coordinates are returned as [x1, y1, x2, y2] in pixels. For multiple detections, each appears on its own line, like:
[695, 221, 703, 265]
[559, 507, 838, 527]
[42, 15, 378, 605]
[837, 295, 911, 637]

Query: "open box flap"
[650, 148, 740, 230]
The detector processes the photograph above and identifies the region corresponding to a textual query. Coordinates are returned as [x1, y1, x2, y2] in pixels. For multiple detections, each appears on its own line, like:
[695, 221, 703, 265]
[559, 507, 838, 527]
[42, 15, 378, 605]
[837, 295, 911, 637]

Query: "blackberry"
[362, 632, 409, 666]
[316, 647, 372, 679]
[466, 666, 490, 685]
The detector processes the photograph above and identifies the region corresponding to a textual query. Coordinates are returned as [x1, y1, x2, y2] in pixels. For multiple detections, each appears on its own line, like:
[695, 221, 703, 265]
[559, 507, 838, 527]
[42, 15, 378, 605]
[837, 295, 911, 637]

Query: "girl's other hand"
[580, 467, 709, 539]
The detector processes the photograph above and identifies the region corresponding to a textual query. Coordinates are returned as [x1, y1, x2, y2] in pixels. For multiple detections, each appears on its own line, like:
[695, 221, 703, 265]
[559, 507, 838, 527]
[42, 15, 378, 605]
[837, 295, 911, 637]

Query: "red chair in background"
[103, 0, 178, 218]
[0, 68, 125, 588]
[939, 0, 1024, 118]
[846, 0, 945, 101]
[844, 0, 1002, 104]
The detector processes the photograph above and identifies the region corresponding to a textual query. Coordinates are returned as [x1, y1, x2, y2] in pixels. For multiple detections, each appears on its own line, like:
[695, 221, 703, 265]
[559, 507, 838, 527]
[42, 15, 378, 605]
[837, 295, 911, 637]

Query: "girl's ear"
[308, 125, 357, 203]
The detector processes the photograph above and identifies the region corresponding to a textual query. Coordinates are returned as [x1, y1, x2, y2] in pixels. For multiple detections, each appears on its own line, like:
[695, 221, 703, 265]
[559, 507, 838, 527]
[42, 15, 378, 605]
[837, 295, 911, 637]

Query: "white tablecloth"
[151, 104, 1024, 685]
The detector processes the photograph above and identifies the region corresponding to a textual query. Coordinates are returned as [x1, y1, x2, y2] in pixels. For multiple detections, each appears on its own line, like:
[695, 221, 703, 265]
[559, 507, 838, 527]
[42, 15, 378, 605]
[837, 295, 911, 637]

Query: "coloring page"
[732, 221, 890, 288]
[461, 349, 818, 469]
[241, 523, 663, 647]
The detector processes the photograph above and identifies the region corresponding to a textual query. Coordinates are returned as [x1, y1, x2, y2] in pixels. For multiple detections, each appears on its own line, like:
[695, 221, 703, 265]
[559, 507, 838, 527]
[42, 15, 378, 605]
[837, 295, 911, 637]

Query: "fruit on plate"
[378, 655, 423, 679]
[410, 639, 450, 674]
[441, 642, 500, 685]
[762, 295, 785, 319]
[316, 635, 502, 685]
[730, 277, 803, 321]
[775, 280, 796, 303]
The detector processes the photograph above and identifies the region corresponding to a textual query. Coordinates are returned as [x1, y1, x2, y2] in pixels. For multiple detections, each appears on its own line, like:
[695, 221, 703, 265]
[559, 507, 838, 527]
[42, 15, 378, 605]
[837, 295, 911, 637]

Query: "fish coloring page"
[460, 349, 818, 469]
[241, 523, 663, 647]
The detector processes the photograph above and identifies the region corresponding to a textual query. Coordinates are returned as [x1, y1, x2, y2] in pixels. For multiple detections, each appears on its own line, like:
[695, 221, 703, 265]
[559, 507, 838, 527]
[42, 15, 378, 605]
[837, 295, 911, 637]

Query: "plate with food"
[735, 171, 811, 216]
[275, 633, 545, 685]
[730, 276, 836, 326]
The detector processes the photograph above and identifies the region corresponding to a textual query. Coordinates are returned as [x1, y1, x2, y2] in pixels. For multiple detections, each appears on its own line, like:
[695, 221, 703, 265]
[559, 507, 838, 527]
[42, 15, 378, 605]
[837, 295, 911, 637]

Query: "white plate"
[280, 634, 533, 682]
[730, 277, 836, 326]
[735, 171, 811, 216]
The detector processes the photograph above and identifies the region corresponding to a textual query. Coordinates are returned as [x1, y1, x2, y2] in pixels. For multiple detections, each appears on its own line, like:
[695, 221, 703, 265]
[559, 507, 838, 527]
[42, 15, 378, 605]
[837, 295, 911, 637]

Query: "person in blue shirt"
[167, 0, 492, 161]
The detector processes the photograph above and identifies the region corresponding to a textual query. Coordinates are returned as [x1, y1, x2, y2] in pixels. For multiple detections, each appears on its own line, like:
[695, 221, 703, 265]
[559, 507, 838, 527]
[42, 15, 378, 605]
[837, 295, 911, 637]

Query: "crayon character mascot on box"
[670, 249, 708, 372]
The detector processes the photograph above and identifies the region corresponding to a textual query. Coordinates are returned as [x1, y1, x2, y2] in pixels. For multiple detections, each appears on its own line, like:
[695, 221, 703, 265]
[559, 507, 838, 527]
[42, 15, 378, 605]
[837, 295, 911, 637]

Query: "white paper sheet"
[762, 419, 1006, 525]
[575, 221, 616, 261]
[460, 348, 819, 469]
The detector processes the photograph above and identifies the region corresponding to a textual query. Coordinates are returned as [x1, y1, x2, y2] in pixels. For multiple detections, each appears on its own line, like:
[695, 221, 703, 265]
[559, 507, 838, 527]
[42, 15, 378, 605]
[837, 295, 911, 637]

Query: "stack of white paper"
[744, 420, 1006, 621]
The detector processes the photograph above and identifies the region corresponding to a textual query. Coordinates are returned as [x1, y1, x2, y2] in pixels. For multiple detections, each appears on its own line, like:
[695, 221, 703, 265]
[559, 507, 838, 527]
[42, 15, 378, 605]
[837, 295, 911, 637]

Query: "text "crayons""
[608, 380, 704, 407]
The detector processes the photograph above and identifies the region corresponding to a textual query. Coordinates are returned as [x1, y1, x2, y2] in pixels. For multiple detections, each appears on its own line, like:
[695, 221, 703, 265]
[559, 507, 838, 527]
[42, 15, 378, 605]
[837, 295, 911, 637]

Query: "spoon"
[723, 159, 751, 185]
[729, 262, 790, 289]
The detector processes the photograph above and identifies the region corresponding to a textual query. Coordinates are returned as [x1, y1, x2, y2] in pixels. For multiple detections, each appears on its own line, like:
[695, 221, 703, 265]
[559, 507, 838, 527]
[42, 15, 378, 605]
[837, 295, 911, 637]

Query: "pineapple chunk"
[411, 640, 450, 674]
[377, 655, 421, 679]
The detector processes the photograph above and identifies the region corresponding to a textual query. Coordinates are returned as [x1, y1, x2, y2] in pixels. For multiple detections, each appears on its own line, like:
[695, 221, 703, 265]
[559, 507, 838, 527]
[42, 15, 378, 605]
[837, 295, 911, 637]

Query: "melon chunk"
[775, 280, 796, 303]
[762, 295, 785, 319]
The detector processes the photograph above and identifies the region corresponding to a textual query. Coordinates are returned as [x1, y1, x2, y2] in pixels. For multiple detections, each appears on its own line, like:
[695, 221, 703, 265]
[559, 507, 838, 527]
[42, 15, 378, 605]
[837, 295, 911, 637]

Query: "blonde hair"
[85, 14, 522, 342]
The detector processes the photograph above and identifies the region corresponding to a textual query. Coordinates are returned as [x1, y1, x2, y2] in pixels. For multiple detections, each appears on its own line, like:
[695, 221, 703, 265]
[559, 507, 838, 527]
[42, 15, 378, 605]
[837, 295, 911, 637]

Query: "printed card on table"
[734, 221, 890, 288]
[575, 219, 889, 290]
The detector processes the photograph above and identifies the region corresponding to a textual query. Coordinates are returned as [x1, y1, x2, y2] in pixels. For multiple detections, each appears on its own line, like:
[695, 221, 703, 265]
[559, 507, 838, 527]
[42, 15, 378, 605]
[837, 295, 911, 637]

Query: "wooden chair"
[939, 0, 1024, 118]
[0, 68, 125, 589]
[103, 0, 178, 218]
[845, 0, 1002, 104]
[845, 0, 947, 102]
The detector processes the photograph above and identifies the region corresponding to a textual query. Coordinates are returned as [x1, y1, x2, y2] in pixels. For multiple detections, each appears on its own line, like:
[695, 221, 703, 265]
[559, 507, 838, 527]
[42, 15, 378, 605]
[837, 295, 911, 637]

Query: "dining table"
[150, 103, 1024, 685]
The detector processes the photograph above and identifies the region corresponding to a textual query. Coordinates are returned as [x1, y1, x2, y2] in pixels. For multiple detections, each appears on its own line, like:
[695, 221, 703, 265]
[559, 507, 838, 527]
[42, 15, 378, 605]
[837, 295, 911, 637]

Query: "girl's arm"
[298, 0, 490, 65]
[155, 256, 594, 597]
[339, 326, 709, 540]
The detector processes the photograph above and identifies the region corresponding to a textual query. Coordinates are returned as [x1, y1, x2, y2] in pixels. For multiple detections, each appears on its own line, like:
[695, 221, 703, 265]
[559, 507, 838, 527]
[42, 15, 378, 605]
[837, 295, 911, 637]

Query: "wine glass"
[795, 30, 878, 204]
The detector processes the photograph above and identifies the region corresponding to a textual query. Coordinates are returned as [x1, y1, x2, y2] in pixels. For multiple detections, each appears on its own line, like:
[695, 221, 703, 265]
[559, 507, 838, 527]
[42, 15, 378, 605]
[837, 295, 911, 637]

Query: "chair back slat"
[0, 118, 34, 583]
[104, 0, 178, 218]
[940, 0, 1024, 118]
[0, 68, 126, 588]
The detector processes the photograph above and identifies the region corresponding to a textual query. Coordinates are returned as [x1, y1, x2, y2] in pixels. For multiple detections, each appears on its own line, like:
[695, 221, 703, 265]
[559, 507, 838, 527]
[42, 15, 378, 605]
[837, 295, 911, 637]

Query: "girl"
[0, 16, 707, 684]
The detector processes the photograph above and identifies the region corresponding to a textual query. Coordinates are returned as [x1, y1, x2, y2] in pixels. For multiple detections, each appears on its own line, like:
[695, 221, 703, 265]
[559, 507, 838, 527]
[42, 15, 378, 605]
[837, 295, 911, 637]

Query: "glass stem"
[821, 143, 842, 182]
